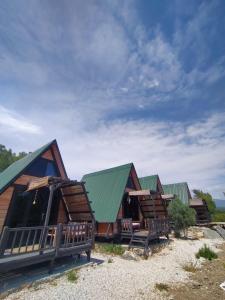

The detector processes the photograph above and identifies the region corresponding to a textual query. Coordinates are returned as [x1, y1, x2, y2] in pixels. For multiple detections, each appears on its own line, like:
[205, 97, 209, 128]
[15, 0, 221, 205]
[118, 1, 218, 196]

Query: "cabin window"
[24, 157, 59, 177]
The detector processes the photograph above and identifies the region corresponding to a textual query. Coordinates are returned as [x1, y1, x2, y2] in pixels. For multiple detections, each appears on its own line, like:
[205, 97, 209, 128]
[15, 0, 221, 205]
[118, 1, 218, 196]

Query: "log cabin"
[0, 140, 95, 272]
[82, 164, 168, 240]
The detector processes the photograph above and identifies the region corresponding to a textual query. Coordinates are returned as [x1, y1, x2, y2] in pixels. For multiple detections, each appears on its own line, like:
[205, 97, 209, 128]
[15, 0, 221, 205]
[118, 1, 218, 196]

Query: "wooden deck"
[0, 222, 94, 273]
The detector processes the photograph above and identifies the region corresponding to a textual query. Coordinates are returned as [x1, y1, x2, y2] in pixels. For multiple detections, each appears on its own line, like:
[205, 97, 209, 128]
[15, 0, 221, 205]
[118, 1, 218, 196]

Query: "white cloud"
[0, 105, 42, 134]
[51, 112, 225, 200]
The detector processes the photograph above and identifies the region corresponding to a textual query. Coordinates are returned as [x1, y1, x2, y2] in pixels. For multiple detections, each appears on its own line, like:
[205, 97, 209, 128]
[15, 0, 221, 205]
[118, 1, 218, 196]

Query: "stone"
[122, 250, 141, 261]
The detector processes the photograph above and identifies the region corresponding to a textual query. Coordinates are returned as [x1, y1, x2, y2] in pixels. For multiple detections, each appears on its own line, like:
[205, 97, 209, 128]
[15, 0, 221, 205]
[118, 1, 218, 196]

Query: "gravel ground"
[4, 237, 223, 300]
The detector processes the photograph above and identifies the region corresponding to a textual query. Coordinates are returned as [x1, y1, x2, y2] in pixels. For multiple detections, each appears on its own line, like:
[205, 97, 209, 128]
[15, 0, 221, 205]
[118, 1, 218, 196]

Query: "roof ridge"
[163, 182, 188, 186]
[83, 163, 133, 178]
[139, 174, 158, 179]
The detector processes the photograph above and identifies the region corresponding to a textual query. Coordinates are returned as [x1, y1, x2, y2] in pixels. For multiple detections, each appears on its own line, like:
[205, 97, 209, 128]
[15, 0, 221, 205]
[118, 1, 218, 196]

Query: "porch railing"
[120, 218, 170, 237]
[0, 222, 94, 258]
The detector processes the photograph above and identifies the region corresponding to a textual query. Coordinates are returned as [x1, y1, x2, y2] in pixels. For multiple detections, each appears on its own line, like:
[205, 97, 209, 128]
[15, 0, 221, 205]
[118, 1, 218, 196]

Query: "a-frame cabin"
[82, 165, 168, 240]
[0, 140, 95, 272]
[82, 163, 141, 237]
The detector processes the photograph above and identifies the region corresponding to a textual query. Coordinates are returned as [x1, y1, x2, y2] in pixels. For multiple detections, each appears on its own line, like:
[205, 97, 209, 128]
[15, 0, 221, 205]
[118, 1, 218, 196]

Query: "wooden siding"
[42, 149, 54, 161]
[0, 187, 14, 232]
[57, 199, 67, 223]
[97, 223, 113, 236]
[51, 144, 67, 179]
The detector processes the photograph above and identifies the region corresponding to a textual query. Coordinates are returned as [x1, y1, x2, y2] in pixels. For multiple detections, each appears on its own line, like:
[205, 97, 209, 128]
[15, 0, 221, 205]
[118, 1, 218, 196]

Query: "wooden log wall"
[0, 187, 14, 232]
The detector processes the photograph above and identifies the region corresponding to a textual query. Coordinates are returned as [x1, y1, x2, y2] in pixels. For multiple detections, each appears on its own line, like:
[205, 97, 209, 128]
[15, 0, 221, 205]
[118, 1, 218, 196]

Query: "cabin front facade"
[82, 165, 168, 240]
[0, 140, 94, 272]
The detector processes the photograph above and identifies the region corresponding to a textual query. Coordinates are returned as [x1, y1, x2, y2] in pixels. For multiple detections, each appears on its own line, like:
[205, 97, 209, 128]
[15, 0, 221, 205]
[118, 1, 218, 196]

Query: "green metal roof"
[162, 182, 191, 204]
[0, 140, 55, 193]
[82, 163, 133, 223]
[139, 175, 159, 192]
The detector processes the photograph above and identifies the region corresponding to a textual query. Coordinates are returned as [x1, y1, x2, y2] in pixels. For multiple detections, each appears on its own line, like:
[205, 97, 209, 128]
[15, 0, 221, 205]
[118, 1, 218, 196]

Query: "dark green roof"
[162, 182, 191, 204]
[139, 175, 158, 191]
[0, 140, 55, 193]
[82, 163, 133, 222]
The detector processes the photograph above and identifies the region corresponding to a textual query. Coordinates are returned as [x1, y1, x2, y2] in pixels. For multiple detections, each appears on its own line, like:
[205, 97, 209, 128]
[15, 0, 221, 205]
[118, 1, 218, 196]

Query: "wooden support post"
[40, 185, 55, 253]
[44, 185, 55, 227]
[0, 226, 9, 256]
[55, 223, 62, 257]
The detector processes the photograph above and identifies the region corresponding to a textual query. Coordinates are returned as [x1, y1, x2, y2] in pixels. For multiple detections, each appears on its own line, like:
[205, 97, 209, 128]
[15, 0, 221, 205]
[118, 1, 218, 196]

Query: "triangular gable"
[139, 175, 163, 193]
[162, 182, 191, 204]
[82, 163, 136, 223]
[0, 140, 67, 194]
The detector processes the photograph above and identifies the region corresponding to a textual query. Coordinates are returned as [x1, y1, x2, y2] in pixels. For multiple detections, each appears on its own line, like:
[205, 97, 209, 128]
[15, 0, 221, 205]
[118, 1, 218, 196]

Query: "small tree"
[168, 198, 196, 237]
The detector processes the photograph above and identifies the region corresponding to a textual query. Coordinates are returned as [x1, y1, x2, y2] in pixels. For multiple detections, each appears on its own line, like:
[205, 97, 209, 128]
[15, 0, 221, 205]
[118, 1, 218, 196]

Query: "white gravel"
[5, 237, 223, 300]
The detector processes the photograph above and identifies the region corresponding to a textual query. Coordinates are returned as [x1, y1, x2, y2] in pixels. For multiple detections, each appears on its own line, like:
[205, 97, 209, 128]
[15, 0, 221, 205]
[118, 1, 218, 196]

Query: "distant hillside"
[214, 199, 225, 209]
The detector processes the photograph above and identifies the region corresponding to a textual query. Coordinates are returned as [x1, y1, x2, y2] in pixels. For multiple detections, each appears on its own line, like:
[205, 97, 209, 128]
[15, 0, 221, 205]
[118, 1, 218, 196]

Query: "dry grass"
[182, 261, 198, 273]
[155, 283, 169, 292]
[95, 243, 125, 256]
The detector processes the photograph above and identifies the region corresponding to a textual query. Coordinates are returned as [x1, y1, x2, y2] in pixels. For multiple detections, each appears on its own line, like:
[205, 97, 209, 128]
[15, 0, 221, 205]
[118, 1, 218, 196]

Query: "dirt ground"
[167, 243, 225, 300]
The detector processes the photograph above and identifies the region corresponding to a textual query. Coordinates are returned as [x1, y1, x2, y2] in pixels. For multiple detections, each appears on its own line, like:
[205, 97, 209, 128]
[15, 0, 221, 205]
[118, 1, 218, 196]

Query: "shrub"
[196, 244, 218, 260]
[155, 283, 169, 292]
[168, 198, 196, 237]
[107, 258, 113, 263]
[96, 243, 125, 256]
[212, 209, 225, 222]
[67, 270, 78, 283]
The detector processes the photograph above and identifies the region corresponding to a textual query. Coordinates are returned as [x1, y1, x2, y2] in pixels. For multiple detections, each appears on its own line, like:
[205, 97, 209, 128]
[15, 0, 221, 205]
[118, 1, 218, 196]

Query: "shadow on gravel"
[0, 255, 104, 295]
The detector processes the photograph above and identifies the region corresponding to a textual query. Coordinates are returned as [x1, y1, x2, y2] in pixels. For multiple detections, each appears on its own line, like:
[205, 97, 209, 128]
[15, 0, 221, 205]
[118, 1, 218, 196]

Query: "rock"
[122, 250, 141, 261]
[203, 228, 222, 239]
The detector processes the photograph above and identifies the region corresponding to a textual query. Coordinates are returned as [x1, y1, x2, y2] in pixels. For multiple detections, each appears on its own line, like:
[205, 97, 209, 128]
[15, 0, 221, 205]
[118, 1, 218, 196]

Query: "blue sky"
[0, 0, 224, 199]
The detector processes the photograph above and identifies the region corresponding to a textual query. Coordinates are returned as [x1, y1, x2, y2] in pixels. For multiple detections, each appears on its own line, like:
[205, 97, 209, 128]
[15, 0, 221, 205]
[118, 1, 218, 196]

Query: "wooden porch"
[0, 222, 94, 273]
[120, 218, 170, 257]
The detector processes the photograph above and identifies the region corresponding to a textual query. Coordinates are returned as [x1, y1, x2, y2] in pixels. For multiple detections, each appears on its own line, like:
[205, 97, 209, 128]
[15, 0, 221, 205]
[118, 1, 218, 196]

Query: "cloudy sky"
[0, 0, 224, 199]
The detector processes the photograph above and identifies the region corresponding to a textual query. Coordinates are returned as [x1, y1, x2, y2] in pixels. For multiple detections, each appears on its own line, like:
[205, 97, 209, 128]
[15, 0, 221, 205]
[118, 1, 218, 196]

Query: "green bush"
[196, 244, 218, 260]
[67, 270, 78, 283]
[168, 198, 196, 237]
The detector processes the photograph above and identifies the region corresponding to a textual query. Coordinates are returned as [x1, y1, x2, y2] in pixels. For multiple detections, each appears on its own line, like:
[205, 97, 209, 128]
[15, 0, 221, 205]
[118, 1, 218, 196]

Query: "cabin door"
[123, 194, 140, 220]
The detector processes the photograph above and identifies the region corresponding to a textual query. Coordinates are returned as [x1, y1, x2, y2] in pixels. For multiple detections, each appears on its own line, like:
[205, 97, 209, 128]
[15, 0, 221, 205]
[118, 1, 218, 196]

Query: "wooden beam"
[62, 192, 87, 197]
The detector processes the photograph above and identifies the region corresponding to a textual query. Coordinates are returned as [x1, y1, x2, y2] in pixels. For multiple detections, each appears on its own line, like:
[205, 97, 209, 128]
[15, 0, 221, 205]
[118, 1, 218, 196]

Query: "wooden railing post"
[0, 226, 9, 257]
[55, 223, 62, 256]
